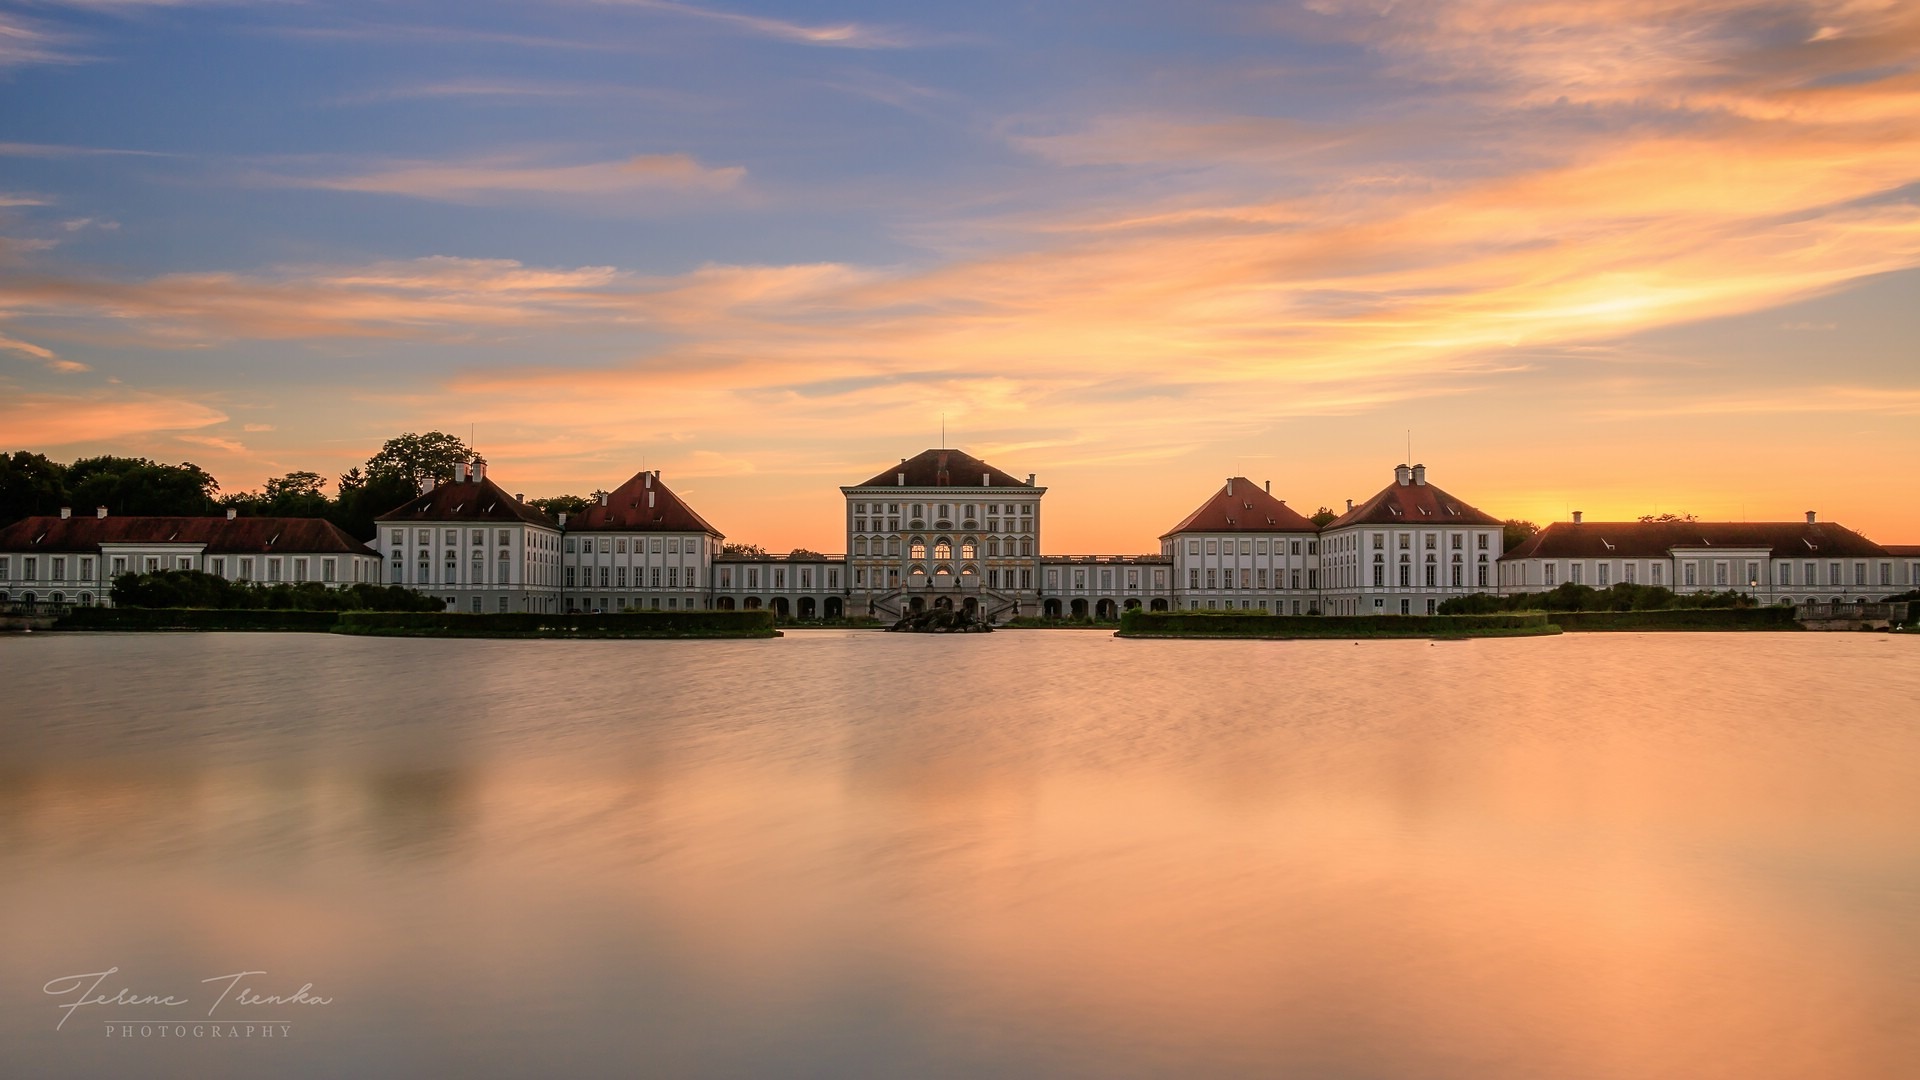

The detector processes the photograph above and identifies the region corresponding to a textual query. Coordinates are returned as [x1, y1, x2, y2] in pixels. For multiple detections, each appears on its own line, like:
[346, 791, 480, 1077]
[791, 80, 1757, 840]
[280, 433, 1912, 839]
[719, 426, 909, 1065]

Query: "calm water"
[1, 630, 1916, 1079]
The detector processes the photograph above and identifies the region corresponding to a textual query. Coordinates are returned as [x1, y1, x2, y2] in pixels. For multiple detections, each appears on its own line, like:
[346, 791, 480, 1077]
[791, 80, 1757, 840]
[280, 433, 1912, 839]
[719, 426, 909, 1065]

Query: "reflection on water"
[1, 631, 1917, 1078]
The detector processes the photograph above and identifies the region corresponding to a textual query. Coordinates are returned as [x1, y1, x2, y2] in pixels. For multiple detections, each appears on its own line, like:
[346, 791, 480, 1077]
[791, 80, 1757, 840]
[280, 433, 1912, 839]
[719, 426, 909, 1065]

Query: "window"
[1452, 564, 1463, 587]
[323, 558, 337, 583]
[1189, 541, 1200, 555]
[51, 557, 66, 581]
[294, 558, 309, 583]
[1206, 540, 1218, 555]
[1425, 565, 1437, 587]
[269, 558, 284, 583]
[1206, 569, 1217, 588]
[911, 539, 927, 559]
[1307, 541, 1317, 555]
[1399, 565, 1411, 587]
[1289, 540, 1301, 555]
[1828, 562, 1840, 586]
[1623, 563, 1635, 585]
[934, 539, 952, 560]
[1477, 534, 1489, 550]
[1855, 562, 1867, 586]
[1651, 564, 1663, 585]
[617, 538, 628, 554]
[1596, 563, 1608, 587]
[1684, 564, 1696, 587]
[1545, 563, 1557, 586]
[210, 558, 225, 578]
[1476, 565, 1488, 587]
[240, 558, 255, 581]
[1373, 565, 1384, 587]
[1189, 569, 1200, 588]
[1881, 563, 1893, 586]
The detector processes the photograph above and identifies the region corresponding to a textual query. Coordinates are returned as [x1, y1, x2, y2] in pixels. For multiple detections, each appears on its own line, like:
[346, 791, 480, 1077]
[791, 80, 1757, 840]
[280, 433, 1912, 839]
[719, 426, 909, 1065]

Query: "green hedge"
[1118, 610, 1551, 638]
[1550, 607, 1800, 631]
[55, 607, 342, 632]
[333, 609, 777, 637]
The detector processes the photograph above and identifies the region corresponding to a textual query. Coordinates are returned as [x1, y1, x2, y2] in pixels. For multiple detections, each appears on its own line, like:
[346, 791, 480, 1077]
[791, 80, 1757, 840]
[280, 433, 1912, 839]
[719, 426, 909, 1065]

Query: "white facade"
[373, 463, 564, 613]
[1319, 465, 1503, 616]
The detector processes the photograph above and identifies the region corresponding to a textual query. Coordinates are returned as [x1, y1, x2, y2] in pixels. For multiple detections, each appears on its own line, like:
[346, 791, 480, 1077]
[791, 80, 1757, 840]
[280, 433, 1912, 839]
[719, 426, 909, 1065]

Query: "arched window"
[960, 564, 977, 578]
[934, 538, 952, 560]
[50, 592, 66, 604]
[910, 538, 927, 560]
[909, 565, 927, 581]
[960, 539, 976, 560]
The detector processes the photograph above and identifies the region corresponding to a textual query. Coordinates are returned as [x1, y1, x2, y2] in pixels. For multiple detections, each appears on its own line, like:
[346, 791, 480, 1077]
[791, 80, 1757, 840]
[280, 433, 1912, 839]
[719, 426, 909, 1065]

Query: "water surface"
[2, 630, 1916, 1078]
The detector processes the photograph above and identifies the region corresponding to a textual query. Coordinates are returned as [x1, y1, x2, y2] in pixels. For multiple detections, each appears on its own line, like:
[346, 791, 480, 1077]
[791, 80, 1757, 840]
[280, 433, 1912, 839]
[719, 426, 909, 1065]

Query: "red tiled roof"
[854, 449, 1030, 489]
[563, 470, 722, 536]
[0, 515, 377, 555]
[1160, 477, 1318, 538]
[375, 475, 557, 528]
[1502, 520, 1889, 561]
[1326, 468, 1502, 529]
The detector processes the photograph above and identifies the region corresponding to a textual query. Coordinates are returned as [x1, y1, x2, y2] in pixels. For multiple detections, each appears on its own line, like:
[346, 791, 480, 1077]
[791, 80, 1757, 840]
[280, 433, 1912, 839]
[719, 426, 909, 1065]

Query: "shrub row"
[56, 607, 342, 631]
[1118, 610, 1550, 637]
[333, 609, 777, 637]
[1550, 607, 1800, 631]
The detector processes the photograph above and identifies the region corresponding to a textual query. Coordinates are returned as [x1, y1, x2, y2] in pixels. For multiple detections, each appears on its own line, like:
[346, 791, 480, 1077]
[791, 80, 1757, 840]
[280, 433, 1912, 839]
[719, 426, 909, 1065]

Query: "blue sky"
[3, 0, 1917, 549]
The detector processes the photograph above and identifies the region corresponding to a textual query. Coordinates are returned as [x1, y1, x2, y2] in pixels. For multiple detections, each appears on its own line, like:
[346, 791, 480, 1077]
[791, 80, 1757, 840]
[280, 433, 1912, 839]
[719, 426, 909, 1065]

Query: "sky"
[1, 0, 1917, 553]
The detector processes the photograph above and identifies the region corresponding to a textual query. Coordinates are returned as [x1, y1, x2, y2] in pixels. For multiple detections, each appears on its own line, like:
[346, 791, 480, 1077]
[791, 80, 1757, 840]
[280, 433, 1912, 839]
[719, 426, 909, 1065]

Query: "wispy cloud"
[0, 393, 226, 447]
[266, 152, 746, 203]
[0, 12, 81, 69]
[599, 0, 922, 49]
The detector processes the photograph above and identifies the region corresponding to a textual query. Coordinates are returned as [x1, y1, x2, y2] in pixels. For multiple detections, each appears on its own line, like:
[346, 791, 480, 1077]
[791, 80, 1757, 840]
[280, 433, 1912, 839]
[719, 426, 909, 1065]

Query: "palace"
[5, 447, 1915, 614]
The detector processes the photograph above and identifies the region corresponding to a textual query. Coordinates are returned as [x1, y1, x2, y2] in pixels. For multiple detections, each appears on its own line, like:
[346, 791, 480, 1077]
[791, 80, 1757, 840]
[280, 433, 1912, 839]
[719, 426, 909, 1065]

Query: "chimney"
[1226, 478, 1234, 496]
[515, 493, 524, 503]
[599, 492, 609, 507]
[1395, 464, 1411, 486]
[472, 461, 486, 483]
[1027, 473, 1036, 486]
[1411, 463, 1426, 486]
[897, 472, 906, 486]
[1806, 510, 1816, 524]
[422, 477, 436, 494]
[1264, 480, 1271, 494]
[1346, 498, 1354, 512]
[644, 472, 652, 489]
[454, 462, 468, 483]
[557, 511, 568, 527]
[96, 506, 108, 519]
[648, 491, 656, 509]
[982, 472, 990, 486]
[1573, 510, 1583, 524]
[226, 507, 237, 521]
[59, 507, 71, 519]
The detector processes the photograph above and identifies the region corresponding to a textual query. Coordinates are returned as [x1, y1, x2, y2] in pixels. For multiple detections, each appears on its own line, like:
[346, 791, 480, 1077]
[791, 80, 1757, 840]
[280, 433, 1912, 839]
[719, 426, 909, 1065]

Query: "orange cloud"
[279, 153, 746, 202]
[0, 393, 227, 446]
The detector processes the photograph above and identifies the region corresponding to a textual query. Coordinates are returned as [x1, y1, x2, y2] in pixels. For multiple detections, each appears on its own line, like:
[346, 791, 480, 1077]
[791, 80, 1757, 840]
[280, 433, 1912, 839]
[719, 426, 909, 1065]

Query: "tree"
[528, 494, 591, 517]
[330, 466, 420, 541]
[723, 543, 767, 557]
[66, 456, 220, 517]
[1638, 512, 1698, 523]
[0, 450, 70, 525]
[788, 547, 824, 559]
[364, 431, 474, 490]
[1310, 507, 1338, 527]
[1502, 519, 1539, 553]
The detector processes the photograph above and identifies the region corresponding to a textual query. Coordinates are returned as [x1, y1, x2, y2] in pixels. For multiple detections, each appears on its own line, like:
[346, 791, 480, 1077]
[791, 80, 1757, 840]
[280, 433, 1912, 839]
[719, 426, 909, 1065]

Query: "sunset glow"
[2, 0, 1917, 549]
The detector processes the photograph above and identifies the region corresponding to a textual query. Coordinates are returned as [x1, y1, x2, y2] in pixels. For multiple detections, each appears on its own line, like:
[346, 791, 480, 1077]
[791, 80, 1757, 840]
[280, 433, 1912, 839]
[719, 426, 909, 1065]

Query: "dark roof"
[1502, 521, 1890, 561]
[854, 449, 1029, 489]
[1884, 545, 1920, 557]
[1160, 477, 1318, 537]
[1326, 467, 1502, 529]
[376, 474, 557, 528]
[563, 470, 722, 536]
[0, 515, 377, 556]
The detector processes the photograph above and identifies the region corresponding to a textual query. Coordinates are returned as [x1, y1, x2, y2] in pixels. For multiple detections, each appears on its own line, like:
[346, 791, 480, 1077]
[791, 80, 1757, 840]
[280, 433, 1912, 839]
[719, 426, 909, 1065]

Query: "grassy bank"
[1117, 611, 1554, 639]
[54, 607, 343, 632]
[1550, 607, 1800, 631]
[333, 610, 778, 638]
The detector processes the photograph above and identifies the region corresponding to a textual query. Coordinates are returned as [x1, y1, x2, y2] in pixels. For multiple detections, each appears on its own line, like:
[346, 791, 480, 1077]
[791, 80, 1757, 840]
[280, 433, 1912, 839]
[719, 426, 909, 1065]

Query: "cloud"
[176, 433, 248, 453]
[599, 0, 921, 49]
[271, 153, 746, 203]
[0, 394, 226, 446]
[0, 13, 80, 69]
[0, 329, 88, 372]
[241, 423, 276, 432]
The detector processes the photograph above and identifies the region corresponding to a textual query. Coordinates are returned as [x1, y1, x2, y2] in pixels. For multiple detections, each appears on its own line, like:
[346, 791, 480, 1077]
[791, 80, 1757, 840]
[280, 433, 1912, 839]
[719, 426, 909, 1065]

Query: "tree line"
[0, 432, 600, 540]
